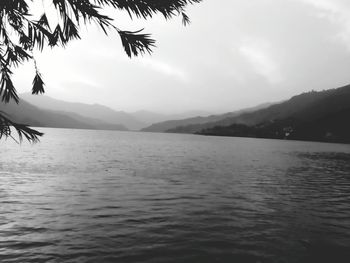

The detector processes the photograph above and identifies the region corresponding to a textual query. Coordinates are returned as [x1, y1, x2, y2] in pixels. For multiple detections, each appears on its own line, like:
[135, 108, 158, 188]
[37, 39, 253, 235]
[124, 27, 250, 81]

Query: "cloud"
[134, 57, 188, 81]
[238, 39, 283, 84]
[74, 42, 188, 82]
[297, 0, 350, 49]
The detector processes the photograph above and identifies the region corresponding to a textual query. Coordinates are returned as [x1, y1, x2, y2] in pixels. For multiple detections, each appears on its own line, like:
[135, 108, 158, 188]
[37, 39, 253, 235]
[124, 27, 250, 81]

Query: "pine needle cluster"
[0, 0, 201, 143]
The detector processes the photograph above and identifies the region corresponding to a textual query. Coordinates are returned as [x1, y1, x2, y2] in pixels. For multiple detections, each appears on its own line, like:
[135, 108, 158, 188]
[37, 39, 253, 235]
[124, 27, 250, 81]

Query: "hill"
[196, 85, 350, 144]
[168, 85, 350, 134]
[0, 100, 128, 131]
[21, 93, 145, 130]
[130, 110, 213, 126]
[141, 103, 273, 132]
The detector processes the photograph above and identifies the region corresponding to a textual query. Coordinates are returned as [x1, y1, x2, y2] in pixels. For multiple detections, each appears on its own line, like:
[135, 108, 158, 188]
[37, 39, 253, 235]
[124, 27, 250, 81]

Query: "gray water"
[1, 128, 350, 263]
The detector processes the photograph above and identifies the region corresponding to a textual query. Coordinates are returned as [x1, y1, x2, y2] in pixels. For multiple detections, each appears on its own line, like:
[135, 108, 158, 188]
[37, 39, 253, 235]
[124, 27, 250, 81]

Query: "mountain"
[167, 85, 350, 134]
[130, 110, 213, 126]
[198, 109, 350, 144]
[172, 110, 214, 119]
[0, 100, 128, 131]
[141, 103, 273, 132]
[130, 110, 168, 125]
[21, 93, 145, 130]
[197, 85, 350, 144]
[289, 108, 350, 143]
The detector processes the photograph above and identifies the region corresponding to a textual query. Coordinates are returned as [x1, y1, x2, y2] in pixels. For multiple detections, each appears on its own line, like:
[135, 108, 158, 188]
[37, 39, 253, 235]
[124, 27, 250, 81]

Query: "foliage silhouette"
[0, 0, 201, 142]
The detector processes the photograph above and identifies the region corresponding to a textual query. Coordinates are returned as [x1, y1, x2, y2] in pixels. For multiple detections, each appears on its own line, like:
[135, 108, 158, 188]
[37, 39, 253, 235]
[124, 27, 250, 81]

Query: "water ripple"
[1, 130, 350, 262]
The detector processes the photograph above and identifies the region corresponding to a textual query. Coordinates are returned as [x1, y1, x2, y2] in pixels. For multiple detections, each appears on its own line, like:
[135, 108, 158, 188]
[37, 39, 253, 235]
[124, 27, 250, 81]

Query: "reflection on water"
[1, 129, 350, 263]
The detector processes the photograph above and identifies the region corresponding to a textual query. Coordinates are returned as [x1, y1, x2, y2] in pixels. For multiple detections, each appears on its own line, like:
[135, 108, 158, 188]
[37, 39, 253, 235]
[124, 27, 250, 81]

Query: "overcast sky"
[14, 0, 350, 114]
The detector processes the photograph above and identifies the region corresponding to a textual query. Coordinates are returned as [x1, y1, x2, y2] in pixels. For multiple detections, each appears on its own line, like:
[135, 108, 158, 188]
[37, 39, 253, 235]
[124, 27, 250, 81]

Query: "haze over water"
[1, 128, 350, 262]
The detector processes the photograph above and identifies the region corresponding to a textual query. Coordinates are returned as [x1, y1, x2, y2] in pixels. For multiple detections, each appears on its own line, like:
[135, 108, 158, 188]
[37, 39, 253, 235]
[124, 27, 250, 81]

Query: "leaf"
[63, 15, 80, 41]
[0, 112, 43, 143]
[32, 72, 45, 94]
[182, 12, 190, 26]
[118, 29, 155, 57]
[37, 13, 51, 30]
[0, 68, 19, 104]
[14, 45, 32, 62]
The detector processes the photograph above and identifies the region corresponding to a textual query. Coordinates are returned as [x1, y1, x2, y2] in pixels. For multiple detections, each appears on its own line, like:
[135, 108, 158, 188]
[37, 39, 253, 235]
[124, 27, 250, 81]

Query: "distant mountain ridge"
[7, 84, 349, 143]
[196, 85, 350, 144]
[165, 85, 350, 135]
[0, 100, 128, 131]
[21, 93, 145, 130]
[20, 93, 215, 130]
[130, 110, 213, 126]
[142, 103, 273, 132]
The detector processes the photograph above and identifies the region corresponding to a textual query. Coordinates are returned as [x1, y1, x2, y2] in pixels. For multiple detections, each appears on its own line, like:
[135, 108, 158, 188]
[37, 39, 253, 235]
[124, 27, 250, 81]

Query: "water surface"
[1, 128, 350, 262]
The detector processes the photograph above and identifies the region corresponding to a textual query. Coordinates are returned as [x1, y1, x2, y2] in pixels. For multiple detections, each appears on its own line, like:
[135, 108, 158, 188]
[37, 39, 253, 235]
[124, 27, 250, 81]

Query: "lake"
[1, 128, 350, 262]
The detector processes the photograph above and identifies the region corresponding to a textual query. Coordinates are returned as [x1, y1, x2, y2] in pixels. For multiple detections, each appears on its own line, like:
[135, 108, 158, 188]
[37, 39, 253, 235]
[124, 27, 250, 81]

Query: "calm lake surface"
[1, 128, 350, 263]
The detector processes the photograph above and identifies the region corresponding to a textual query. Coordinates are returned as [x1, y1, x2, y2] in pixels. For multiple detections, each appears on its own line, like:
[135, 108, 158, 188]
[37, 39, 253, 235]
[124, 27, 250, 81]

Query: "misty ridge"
[0, 92, 213, 132]
[1, 83, 349, 144]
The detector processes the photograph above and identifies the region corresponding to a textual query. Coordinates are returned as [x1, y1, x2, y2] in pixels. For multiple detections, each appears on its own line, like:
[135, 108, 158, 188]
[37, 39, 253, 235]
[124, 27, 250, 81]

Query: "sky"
[14, 0, 350, 114]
